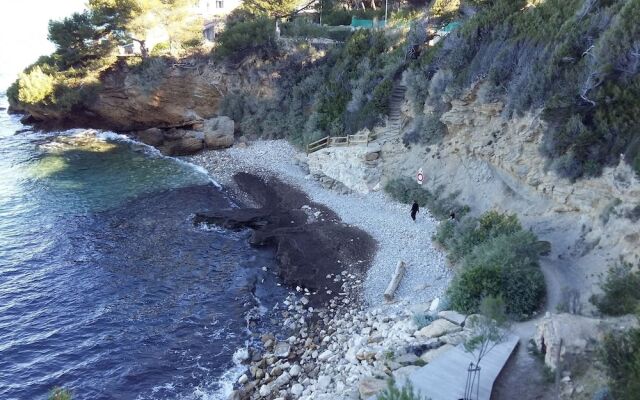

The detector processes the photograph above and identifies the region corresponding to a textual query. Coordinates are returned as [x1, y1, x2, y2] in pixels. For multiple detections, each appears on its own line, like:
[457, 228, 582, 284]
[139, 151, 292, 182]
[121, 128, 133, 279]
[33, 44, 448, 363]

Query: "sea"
[0, 93, 288, 400]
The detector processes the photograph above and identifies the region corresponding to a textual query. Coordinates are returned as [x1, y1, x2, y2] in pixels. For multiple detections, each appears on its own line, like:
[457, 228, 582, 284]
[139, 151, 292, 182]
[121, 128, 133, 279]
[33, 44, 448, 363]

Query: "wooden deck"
[400, 334, 520, 400]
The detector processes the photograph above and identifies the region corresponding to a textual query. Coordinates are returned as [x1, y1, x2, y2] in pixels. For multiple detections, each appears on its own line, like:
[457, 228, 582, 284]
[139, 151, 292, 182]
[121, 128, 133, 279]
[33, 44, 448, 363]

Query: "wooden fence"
[306, 132, 374, 154]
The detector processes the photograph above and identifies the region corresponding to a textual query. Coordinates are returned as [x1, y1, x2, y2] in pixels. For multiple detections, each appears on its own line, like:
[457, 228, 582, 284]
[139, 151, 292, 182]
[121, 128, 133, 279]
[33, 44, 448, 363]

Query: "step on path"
[400, 334, 520, 400]
[387, 84, 407, 136]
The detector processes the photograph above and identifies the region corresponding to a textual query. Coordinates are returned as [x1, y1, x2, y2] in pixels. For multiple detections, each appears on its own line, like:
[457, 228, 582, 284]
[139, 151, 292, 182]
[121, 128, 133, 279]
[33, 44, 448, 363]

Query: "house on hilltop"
[198, 0, 243, 41]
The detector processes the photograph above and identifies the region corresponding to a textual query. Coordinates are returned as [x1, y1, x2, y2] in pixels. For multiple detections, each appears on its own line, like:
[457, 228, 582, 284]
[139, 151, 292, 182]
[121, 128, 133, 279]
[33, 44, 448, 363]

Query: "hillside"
[6, 1, 640, 398]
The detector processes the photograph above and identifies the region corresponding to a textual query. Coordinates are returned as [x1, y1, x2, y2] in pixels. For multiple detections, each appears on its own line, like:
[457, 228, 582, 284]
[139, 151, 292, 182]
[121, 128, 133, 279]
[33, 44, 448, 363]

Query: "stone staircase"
[387, 84, 407, 137]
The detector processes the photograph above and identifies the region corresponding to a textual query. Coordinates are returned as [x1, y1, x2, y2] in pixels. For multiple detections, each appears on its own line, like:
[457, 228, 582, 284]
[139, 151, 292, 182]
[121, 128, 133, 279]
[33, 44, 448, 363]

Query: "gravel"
[187, 140, 450, 307]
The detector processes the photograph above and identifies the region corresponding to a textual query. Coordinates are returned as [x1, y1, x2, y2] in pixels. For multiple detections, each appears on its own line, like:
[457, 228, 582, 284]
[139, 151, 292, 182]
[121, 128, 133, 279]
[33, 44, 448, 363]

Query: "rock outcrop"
[307, 138, 383, 194]
[534, 312, 638, 371]
[380, 82, 640, 307]
[132, 116, 235, 155]
[15, 57, 278, 131]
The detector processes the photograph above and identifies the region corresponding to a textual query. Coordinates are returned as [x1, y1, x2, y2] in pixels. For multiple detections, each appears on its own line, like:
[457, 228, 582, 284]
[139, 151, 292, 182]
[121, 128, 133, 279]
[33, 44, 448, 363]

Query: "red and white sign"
[417, 168, 424, 185]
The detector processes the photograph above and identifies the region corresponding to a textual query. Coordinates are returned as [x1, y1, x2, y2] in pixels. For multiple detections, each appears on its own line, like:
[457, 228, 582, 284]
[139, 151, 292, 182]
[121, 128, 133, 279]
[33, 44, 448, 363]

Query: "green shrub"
[441, 211, 546, 319]
[430, 0, 461, 19]
[16, 66, 55, 104]
[215, 16, 278, 60]
[322, 9, 352, 26]
[151, 42, 170, 56]
[384, 177, 469, 220]
[281, 19, 328, 38]
[412, 312, 435, 329]
[600, 328, 640, 400]
[436, 211, 522, 263]
[49, 387, 72, 400]
[590, 262, 640, 316]
[377, 379, 427, 400]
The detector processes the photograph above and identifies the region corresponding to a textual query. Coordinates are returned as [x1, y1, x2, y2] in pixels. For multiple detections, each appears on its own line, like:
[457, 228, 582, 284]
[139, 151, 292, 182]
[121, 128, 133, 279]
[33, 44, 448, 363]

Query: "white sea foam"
[95, 130, 223, 189]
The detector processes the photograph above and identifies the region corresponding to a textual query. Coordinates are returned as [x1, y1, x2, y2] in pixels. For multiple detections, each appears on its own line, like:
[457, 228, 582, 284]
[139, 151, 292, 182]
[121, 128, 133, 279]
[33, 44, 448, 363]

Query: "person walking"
[410, 201, 419, 221]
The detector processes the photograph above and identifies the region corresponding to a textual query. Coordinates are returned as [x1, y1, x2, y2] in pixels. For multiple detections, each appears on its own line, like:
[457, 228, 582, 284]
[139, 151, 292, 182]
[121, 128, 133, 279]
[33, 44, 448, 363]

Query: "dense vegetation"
[219, 28, 405, 145]
[590, 262, 640, 315]
[436, 211, 546, 319]
[7, 0, 204, 112]
[600, 327, 640, 400]
[405, 0, 640, 179]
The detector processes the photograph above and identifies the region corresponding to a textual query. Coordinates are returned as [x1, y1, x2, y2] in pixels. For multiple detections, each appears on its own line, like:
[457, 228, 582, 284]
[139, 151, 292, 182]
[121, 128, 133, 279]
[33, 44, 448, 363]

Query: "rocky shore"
[228, 289, 472, 400]
[185, 140, 454, 399]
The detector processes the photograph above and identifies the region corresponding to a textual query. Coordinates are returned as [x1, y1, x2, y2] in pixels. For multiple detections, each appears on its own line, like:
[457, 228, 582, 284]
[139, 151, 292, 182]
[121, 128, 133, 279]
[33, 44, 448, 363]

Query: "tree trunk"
[140, 40, 149, 59]
[384, 261, 406, 301]
[132, 38, 149, 59]
[370, 0, 377, 10]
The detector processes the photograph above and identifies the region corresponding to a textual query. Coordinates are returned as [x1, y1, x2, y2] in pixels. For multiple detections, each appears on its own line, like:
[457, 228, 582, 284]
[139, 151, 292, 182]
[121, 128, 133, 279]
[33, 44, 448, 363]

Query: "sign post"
[417, 168, 424, 185]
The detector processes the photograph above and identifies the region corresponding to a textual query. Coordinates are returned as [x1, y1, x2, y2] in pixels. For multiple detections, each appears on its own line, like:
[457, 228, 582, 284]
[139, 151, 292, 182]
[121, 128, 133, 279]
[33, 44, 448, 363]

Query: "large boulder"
[415, 319, 462, 338]
[358, 377, 387, 399]
[135, 127, 164, 146]
[202, 116, 235, 149]
[160, 137, 204, 156]
[438, 310, 467, 326]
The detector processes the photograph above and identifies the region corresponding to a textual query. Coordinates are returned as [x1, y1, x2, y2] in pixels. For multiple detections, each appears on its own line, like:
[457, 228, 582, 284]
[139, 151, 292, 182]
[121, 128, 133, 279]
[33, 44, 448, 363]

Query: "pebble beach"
[185, 140, 470, 400]
[187, 139, 450, 308]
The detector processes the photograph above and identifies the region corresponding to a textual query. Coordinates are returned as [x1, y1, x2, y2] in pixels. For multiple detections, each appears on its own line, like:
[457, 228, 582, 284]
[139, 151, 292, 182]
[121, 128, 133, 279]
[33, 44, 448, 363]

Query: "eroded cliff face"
[18, 57, 279, 131]
[377, 84, 640, 306]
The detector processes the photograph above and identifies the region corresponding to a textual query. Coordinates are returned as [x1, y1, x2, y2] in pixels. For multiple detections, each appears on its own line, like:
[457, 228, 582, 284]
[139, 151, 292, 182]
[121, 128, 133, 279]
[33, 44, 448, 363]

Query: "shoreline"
[187, 139, 450, 308]
[186, 140, 456, 399]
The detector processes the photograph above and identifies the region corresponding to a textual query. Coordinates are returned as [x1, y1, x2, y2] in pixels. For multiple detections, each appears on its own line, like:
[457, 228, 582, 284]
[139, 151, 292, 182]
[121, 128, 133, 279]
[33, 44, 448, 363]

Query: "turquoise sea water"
[0, 95, 286, 399]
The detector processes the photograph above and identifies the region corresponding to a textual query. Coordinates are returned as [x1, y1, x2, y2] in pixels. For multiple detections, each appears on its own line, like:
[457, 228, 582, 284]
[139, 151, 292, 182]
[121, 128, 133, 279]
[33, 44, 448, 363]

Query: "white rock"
[273, 372, 291, 388]
[290, 383, 304, 396]
[358, 377, 387, 399]
[259, 384, 271, 397]
[415, 319, 462, 338]
[274, 342, 291, 358]
[289, 364, 302, 377]
[438, 310, 467, 326]
[318, 350, 332, 361]
[237, 374, 248, 385]
[429, 297, 440, 312]
[316, 375, 332, 390]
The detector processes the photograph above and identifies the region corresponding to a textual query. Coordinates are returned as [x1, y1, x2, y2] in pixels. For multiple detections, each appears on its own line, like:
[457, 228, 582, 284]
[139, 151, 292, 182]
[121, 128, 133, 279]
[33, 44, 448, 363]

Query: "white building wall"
[197, 0, 243, 17]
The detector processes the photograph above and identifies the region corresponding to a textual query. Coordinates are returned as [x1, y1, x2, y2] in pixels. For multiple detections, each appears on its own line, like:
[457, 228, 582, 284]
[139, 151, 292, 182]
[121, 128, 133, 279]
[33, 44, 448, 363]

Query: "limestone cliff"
[15, 57, 278, 131]
[305, 79, 639, 308]
[379, 83, 640, 307]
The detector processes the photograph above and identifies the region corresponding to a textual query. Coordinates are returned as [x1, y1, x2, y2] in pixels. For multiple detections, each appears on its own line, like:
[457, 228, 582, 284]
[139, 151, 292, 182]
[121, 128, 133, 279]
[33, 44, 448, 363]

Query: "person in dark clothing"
[410, 201, 419, 221]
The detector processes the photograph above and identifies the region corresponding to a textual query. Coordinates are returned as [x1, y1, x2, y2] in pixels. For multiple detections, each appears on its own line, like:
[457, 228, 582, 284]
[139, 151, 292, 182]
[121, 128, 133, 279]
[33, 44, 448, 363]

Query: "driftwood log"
[384, 261, 406, 301]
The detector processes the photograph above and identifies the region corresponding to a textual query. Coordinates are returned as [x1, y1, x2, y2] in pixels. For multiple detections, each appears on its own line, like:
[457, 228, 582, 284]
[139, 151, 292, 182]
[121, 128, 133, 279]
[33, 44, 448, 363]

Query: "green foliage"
[383, 177, 469, 220]
[412, 312, 435, 329]
[430, 0, 461, 19]
[151, 41, 170, 56]
[464, 296, 508, 365]
[436, 211, 521, 262]
[240, 0, 301, 17]
[16, 66, 55, 104]
[440, 211, 546, 319]
[49, 387, 72, 400]
[407, 0, 640, 179]
[600, 327, 640, 400]
[215, 16, 278, 60]
[221, 27, 405, 144]
[590, 262, 640, 316]
[377, 379, 426, 400]
[322, 9, 352, 26]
